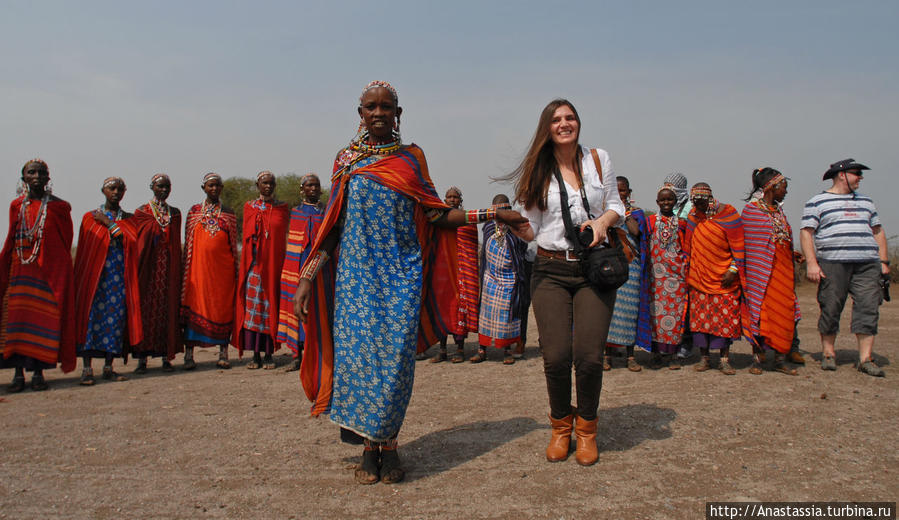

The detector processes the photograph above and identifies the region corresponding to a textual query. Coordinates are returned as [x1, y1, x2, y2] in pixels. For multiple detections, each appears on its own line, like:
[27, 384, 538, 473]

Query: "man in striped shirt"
[800, 158, 890, 377]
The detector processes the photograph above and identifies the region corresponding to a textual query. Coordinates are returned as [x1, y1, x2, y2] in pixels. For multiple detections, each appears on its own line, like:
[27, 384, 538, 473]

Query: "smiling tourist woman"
[294, 80, 528, 485]
[0, 159, 76, 391]
[510, 99, 625, 466]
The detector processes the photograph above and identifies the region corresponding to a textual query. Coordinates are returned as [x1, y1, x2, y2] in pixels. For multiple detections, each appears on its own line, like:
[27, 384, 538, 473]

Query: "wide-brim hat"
[823, 158, 870, 180]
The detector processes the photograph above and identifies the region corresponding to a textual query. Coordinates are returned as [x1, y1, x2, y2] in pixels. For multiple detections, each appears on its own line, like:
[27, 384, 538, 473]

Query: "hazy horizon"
[2, 1, 897, 245]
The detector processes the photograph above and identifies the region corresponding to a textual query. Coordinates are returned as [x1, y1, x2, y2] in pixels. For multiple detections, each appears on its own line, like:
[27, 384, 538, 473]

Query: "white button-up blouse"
[521, 146, 625, 252]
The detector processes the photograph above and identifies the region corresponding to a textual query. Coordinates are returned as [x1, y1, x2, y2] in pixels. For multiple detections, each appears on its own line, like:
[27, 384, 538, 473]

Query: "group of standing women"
[1, 82, 809, 485]
[0, 162, 318, 387]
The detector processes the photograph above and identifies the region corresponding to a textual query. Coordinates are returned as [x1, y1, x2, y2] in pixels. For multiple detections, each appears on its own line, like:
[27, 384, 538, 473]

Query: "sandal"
[821, 356, 837, 371]
[749, 362, 764, 375]
[627, 357, 642, 372]
[774, 362, 798, 376]
[429, 351, 448, 364]
[857, 360, 885, 377]
[503, 355, 515, 365]
[450, 351, 465, 364]
[650, 354, 664, 370]
[284, 358, 301, 372]
[354, 447, 380, 485]
[134, 361, 148, 375]
[183, 358, 197, 371]
[719, 359, 736, 376]
[80, 369, 95, 386]
[102, 367, 128, 381]
[379, 447, 405, 484]
[247, 354, 262, 370]
[216, 359, 232, 370]
[162, 360, 175, 372]
[7, 376, 26, 393]
[668, 356, 682, 370]
[469, 350, 487, 364]
[263, 357, 276, 370]
[694, 356, 710, 372]
[602, 356, 611, 371]
[31, 374, 49, 391]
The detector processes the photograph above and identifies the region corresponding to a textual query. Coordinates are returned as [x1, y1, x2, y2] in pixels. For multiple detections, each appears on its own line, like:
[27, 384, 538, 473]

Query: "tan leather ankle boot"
[546, 414, 573, 462]
[574, 415, 599, 466]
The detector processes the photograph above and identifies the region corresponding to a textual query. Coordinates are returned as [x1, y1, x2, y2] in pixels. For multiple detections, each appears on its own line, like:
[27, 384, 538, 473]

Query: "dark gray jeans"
[531, 255, 615, 421]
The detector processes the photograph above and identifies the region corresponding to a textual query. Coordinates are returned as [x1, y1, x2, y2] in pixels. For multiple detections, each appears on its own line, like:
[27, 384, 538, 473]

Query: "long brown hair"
[505, 99, 582, 211]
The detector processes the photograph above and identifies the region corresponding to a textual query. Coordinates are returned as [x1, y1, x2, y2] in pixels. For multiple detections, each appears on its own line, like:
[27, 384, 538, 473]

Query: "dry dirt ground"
[1, 284, 896, 519]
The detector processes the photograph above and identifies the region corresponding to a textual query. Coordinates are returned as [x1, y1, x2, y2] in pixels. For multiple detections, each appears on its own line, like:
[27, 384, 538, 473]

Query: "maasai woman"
[742, 168, 802, 376]
[234, 171, 289, 370]
[74, 177, 142, 385]
[429, 186, 480, 364]
[133, 174, 182, 373]
[684, 183, 745, 375]
[0, 159, 76, 391]
[509, 99, 626, 466]
[604, 176, 650, 372]
[181, 173, 239, 370]
[642, 186, 688, 369]
[278, 173, 329, 373]
[471, 194, 528, 365]
[294, 81, 528, 485]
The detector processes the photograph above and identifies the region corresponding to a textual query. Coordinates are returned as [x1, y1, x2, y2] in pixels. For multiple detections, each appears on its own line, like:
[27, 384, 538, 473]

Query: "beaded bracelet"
[464, 208, 497, 225]
[108, 223, 122, 238]
[300, 250, 329, 281]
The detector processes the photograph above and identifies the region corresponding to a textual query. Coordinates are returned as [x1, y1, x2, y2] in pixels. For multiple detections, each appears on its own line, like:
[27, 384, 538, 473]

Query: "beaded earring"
[16, 179, 27, 197]
[45, 179, 53, 195]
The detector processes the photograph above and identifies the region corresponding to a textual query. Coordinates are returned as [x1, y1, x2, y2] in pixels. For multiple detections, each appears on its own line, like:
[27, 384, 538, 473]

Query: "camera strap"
[552, 166, 587, 255]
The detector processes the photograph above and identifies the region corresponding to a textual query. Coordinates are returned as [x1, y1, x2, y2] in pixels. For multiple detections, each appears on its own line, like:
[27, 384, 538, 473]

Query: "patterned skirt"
[606, 258, 642, 347]
[329, 177, 421, 442]
[688, 288, 741, 339]
[478, 235, 520, 348]
[650, 243, 687, 345]
[79, 241, 127, 357]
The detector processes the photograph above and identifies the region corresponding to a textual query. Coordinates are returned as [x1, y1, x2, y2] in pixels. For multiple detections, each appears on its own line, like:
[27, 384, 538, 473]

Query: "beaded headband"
[658, 185, 677, 197]
[360, 80, 398, 105]
[256, 170, 274, 182]
[690, 186, 713, 198]
[103, 176, 126, 189]
[150, 173, 170, 188]
[203, 172, 222, 184]
[301, 173, 320, 185]
[761, 172, 786, 193]
[22, 158, 49, 175]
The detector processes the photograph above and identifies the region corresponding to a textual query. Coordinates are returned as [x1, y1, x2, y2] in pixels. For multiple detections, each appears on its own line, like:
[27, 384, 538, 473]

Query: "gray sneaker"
[858, 360, 885, 377]
[821, 356, 837, 371]
[676, 346, 692, 360]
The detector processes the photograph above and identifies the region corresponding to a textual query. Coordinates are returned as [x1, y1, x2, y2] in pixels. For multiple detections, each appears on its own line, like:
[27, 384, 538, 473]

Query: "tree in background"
[222, 173, 327, 239]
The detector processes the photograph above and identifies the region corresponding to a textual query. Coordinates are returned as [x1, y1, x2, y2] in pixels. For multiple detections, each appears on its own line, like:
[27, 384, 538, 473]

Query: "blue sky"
[2, 1, 897, 243]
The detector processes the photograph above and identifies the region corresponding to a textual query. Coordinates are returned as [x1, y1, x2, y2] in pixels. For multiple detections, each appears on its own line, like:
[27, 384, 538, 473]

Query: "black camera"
[577, 226, 595, 248]
[882, 273, 891, 303]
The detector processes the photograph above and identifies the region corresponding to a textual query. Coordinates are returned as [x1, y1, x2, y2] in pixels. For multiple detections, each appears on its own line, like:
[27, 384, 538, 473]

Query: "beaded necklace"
[16, 193, 50, 265]
[755, 200, 790, 243]
[100, 205, 124, 222]
[252, 197, 274, 239]
[349, 136, 402, 156]
[201, 200, 223, 236]
[149, 198, 171, 228]
[656, 213, 679, 249]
